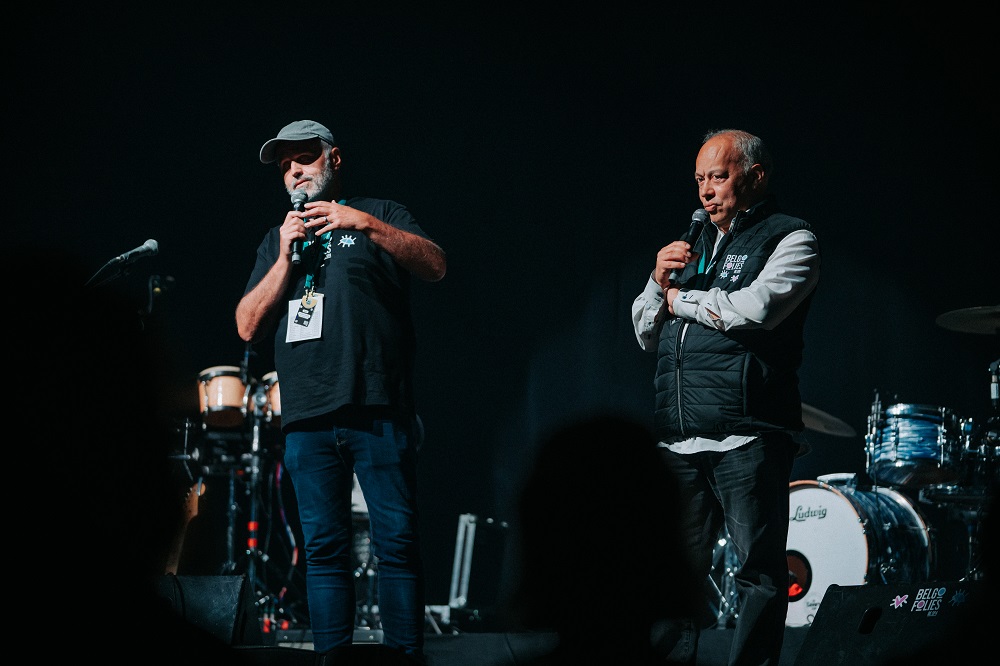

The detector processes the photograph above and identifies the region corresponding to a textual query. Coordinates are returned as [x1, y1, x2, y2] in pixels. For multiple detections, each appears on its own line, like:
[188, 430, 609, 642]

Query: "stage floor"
[240, 626, 811, 665]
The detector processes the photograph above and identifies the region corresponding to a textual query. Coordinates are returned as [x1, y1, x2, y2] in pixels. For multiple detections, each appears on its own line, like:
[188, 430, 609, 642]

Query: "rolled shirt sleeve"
[671, 229, 819, 332]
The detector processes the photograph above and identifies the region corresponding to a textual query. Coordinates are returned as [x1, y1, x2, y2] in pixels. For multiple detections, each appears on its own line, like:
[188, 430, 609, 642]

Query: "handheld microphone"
[290, 190, 309, 265]
[667, 209, 710, 285]
[115, 239, 159, 265]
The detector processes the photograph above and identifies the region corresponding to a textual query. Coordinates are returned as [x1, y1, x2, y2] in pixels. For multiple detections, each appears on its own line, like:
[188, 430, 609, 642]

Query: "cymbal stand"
[958, 504, 986, 581]
[244, 384, 273, 607]
[864, 389, 895, 584]
[217, 384, 272, 595]
[352, 516, 381, 631]
[864, 390, 881, 480]
[965, 358, 1000, 580]
[220, 469, 237, 574]
[990, 359, 999, 414]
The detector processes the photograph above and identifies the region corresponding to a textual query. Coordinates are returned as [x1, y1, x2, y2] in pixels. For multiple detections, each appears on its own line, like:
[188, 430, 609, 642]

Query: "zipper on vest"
[675, 321, 690, 436]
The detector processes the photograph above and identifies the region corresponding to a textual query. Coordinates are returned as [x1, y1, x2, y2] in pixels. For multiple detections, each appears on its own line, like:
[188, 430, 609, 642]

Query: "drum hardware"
[192, 346, 305, 630]
[348, 473, 380, 629]
[167, 417, 204, 484]
[991, 358, 999, 412]
[352, 513, 380, 631]
[261, 371, 281, 428]
[918, 483, 990, 582]
[238, 384, 271, 596]
[708, 526, 740, 629]
[815, 472, 858, 487]
[211, 378, 305, 632]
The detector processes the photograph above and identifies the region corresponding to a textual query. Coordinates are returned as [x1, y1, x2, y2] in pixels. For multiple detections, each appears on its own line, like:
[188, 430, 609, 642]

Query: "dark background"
[11, 6, 996, 619]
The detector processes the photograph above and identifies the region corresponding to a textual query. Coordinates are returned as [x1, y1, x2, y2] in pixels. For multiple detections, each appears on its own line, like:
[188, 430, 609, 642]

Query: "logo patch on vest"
[719, 253, 748, 282]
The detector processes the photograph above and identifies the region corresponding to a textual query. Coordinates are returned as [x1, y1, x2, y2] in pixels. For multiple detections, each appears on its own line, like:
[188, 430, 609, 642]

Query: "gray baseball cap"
[259, 120, 336, 164]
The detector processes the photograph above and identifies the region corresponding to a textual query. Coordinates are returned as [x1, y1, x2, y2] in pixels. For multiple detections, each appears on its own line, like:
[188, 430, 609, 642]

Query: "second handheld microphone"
[667, 208, 710, 285]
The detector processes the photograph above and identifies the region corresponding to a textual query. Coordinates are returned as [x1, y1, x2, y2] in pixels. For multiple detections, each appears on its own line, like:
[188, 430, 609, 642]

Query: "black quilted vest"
[653, 196, 817, 441]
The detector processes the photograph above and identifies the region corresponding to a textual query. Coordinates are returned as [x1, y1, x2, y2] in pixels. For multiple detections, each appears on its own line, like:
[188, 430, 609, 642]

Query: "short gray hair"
[702, 129, 773, 176]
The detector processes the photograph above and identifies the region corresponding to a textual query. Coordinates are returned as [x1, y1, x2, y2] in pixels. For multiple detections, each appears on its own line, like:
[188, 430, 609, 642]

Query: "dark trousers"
[660, 433, 797, 666]
[283, 414, 425, 661]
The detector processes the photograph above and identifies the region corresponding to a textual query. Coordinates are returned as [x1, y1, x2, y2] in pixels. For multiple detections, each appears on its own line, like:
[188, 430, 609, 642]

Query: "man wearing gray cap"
[237, 119, 446, 664]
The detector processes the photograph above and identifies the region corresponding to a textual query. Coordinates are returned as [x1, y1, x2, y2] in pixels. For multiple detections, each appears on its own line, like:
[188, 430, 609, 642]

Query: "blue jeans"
[282, 411, 424, 660]
[659, 433, 796, 666]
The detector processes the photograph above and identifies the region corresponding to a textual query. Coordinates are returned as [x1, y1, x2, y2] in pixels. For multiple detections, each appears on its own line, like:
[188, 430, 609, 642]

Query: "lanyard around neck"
[303, 199, 348, 290]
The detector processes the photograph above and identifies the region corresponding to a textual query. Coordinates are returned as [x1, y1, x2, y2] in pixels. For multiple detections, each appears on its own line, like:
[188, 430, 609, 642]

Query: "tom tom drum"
[198, 366, 249, 428]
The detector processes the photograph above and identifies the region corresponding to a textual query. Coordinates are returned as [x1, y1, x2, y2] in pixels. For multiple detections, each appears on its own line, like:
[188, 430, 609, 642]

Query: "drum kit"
[175, 357, 297, 628]
[178, 351, 375, 632]
[710, 305, 999, 629]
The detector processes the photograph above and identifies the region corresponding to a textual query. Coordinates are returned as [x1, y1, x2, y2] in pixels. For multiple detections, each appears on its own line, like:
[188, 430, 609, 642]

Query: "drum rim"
[790, 478, 849, 495]
[199, 365, 243, 379]
[882, 403, 954, 417]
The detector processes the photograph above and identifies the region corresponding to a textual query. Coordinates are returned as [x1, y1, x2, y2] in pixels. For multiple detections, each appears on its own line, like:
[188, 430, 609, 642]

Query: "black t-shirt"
[243, 197, 430, 430]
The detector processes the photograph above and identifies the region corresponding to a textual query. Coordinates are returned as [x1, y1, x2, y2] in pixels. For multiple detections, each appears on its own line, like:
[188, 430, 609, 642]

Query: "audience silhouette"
[12, 248, 250, 663]
[502, 414, 701, 664]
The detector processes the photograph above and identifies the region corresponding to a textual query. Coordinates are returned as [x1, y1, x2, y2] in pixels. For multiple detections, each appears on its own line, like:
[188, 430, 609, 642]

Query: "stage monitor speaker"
[158, 574, 265, 646]
[792, 580, 986, 665]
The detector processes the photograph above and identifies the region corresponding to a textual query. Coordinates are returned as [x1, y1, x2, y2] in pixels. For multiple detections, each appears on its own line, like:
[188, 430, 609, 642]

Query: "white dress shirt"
[631, 225, 820, 453]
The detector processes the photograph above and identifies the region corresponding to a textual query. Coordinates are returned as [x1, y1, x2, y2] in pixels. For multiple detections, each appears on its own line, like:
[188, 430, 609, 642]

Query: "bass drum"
[785, 478, 931, 627]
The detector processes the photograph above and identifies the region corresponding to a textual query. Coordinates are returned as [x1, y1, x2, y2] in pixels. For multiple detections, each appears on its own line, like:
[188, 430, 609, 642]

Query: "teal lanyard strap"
[303, 199, 348, 290]
[703, 230, 735, 277]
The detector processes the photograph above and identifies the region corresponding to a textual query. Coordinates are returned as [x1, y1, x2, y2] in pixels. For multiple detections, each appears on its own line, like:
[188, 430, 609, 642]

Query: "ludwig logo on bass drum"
[790, 504, 827, 521]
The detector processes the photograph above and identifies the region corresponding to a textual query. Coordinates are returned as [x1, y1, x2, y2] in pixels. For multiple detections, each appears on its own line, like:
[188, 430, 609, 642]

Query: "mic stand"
[85, 257, 130, 288]
[144, 274, 174, 315]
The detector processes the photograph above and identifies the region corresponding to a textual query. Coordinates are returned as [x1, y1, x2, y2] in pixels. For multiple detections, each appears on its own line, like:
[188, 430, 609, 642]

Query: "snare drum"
[785, 479, 930, 627]
[865, 402, 965, 487]
[261, 371, 281, 428]
[197, 366, 249, 428]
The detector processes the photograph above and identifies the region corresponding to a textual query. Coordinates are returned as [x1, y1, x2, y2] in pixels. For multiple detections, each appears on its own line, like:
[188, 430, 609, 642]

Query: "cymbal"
[802, 403, 856, 438]
[935, 305, 1000, 335]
